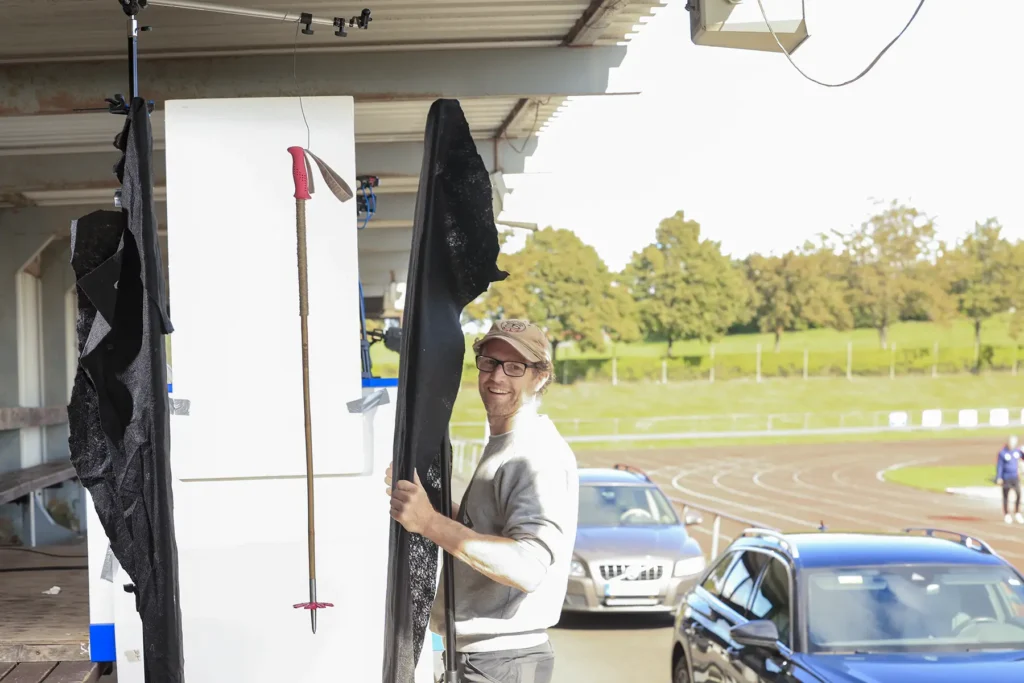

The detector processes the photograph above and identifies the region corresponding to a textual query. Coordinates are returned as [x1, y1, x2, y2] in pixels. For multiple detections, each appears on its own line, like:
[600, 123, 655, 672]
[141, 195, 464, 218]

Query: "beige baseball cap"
[473, 319, 550, 364]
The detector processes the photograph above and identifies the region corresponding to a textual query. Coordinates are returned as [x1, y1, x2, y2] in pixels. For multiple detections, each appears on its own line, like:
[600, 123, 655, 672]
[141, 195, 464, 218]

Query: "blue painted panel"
[90, 623, 116, 662]
[362, 377, 399, 388]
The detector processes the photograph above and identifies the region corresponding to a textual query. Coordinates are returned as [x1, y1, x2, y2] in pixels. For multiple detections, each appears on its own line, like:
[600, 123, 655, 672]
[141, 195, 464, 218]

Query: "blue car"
[671, 527, 1024, 682]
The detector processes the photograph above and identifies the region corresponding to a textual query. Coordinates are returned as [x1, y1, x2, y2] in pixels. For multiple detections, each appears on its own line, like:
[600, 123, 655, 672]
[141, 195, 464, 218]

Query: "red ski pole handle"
[287, 146, 312, 200]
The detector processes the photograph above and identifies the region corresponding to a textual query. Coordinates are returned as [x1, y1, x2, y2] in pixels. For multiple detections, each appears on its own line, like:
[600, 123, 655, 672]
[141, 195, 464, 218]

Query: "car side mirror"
[684, 513, 703, 526]
[730, 620, 780, 651]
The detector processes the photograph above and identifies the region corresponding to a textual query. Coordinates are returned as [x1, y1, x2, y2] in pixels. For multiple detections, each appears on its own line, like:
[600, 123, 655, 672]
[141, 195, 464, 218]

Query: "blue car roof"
[578, 467, 652, 485]
[736, 532, 1010, 569]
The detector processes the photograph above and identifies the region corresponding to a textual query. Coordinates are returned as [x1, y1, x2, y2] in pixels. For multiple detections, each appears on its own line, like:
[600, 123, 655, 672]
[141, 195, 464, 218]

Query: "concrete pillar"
[0, 220, 53, 473]
[40, 239, 75, 464]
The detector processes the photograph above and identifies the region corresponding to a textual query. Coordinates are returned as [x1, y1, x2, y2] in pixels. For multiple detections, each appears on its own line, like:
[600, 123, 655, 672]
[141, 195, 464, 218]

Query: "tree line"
[464, 200, 1024, 363]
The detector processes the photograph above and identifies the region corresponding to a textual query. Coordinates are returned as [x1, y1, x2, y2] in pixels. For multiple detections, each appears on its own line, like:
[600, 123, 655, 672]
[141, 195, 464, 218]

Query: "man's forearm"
[423, 511, 545, 593]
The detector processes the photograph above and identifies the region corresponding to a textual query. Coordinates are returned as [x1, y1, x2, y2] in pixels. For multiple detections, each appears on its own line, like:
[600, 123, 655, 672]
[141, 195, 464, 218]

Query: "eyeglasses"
[475, 355, 539, 378]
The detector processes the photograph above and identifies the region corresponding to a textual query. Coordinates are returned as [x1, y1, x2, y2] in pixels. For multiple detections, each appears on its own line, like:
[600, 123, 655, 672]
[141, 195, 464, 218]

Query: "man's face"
[477, 339, 542, 418]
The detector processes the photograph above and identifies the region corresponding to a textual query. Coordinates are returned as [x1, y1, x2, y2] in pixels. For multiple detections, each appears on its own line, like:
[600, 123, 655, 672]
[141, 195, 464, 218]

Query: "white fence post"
[712, 516, 722, 559]
[612, 356, 618, 386]
[847, 341, 853, 381]
[662, 359, 667, 384]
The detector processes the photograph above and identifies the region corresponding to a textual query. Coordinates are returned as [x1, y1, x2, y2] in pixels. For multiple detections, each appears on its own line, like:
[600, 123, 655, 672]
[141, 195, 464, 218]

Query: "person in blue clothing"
[996, 436, 1022, 524]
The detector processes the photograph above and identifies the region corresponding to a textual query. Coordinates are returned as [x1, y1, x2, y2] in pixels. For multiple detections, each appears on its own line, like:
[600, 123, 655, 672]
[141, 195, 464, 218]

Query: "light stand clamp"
[108, 0, 373, 114]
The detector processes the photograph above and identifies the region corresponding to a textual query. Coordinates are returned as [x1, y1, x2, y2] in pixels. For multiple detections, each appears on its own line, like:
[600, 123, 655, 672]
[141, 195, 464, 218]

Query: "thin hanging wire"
[755, 0, 927, 88]
[293, 20, 311, 150]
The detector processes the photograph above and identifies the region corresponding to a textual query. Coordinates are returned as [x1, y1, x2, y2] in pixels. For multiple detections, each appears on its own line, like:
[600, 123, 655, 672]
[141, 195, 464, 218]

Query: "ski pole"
[287, 145, 332, 633]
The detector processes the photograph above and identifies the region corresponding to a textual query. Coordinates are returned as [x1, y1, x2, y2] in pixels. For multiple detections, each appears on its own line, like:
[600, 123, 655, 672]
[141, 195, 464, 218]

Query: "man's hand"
[384, 464, 459, 520]
[386, 465, 438, 536]
[998, 478, 1004, 485]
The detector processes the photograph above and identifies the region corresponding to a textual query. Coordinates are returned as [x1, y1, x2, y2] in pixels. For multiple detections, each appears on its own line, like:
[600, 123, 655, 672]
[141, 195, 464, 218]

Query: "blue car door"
[686, 550, 768, 682]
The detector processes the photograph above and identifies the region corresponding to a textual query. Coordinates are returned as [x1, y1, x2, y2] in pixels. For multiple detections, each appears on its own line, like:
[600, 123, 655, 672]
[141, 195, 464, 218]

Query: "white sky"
[498, 0, 1024, 272]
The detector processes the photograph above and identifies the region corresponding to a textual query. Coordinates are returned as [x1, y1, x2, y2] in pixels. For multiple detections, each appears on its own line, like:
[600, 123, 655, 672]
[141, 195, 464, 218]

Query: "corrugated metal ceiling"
[0, 0, 662, 62]
[0, 96, 569, 155]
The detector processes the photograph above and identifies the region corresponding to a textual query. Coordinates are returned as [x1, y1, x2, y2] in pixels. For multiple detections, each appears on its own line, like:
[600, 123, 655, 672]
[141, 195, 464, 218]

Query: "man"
[385, 319, 579, 683]
[996, 435, 1022, 524]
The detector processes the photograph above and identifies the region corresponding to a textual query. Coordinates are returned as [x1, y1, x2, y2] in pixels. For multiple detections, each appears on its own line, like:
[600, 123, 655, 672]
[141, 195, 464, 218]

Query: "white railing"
[451, 406, 1024, 444]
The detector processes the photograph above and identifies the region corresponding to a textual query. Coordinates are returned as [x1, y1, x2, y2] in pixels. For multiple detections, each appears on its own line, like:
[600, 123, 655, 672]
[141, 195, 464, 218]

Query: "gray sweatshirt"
[429, 409, 579, 653]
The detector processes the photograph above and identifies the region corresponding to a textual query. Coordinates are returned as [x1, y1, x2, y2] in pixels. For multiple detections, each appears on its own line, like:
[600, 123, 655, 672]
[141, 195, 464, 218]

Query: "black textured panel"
[381, 98, 507, 683]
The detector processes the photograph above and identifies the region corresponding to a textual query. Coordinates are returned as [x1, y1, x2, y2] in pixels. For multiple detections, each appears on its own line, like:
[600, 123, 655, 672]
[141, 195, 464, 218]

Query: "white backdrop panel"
[164, 97, 363, 479]
[171, 387, 395, 682]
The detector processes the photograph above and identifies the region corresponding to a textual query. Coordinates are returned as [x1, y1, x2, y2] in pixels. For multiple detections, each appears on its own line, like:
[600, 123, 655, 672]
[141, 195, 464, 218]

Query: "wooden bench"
[0, 661, 103, 682]
[0, 462, 84, 547]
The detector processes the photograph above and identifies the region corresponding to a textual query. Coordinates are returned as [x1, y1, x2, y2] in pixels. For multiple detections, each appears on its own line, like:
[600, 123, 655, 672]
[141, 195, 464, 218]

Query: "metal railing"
[669, 497, 775, 559]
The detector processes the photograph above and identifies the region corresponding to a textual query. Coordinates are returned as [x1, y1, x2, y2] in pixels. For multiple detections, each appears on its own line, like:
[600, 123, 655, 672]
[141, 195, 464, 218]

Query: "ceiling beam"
[0, 139, 539, 201]
[564, 1, 631, 46]
[0, 46, 630, 116]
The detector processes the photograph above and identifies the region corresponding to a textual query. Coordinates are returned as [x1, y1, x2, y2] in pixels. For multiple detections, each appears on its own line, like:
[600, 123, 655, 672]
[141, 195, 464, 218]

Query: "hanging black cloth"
[67, 97, 183, 683]
[381, 99, 508, 683]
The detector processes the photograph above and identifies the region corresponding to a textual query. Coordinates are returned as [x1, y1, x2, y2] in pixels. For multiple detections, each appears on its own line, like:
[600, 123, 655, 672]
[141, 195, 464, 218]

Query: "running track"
[577, 436, 1023, 566]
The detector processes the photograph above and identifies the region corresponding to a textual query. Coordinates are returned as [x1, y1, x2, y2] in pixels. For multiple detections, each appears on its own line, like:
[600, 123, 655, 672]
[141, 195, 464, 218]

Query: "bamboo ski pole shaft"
[287, 145, 332, 633]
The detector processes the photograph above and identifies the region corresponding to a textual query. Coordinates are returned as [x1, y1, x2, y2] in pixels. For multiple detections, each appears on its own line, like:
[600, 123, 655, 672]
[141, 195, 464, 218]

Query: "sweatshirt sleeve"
[494, 456, 573, 567]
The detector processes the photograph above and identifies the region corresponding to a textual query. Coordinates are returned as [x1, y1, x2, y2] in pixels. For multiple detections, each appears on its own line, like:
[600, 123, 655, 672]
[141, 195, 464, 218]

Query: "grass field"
[448, 374, 1024, 449]
[371, 317, 1020, 367]
[884, 465, 996, 492]
[450, 373, 1024, 425]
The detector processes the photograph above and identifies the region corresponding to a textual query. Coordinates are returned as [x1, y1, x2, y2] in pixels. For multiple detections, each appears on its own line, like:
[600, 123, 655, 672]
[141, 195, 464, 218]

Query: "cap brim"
[473, 334, 544, 363]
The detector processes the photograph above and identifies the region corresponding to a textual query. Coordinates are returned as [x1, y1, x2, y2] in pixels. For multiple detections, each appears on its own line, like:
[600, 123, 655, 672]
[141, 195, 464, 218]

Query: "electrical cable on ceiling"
[502, 98, 549, 155]
[755, 0, 927, 88]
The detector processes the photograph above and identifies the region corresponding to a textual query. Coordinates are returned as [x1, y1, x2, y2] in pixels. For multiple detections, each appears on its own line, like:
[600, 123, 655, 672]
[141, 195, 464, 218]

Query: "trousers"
[1003, 479, 1021, 513]
[450, 642, 555, 683]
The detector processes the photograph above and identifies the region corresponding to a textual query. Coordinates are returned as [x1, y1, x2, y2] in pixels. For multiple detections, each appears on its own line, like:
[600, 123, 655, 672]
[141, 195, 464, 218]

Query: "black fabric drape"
[67, 97, 183, 683]
[381, 99, 508, 683]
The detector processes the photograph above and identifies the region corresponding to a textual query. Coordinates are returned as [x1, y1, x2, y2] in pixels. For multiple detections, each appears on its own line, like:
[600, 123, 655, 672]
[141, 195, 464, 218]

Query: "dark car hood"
[574, 524, 689, 559]
[801, 651, 1024, 683]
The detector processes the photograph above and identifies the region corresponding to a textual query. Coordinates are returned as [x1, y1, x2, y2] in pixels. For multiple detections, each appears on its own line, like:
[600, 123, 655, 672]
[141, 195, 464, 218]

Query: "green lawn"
[884, 465, 996, 493]
[451, 373, 1024, 425]
[370, 316, 1020, 367]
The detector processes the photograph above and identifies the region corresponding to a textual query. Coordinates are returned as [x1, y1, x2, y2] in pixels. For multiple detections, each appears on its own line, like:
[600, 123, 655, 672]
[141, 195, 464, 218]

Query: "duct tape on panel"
[346, 388, 390, 414]
[170, 399, 191, 416]
[101, 544, 121, 583]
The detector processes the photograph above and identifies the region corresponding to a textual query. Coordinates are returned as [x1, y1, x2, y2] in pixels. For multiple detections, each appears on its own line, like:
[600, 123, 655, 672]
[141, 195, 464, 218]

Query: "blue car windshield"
[577, 484, 679, 527]
[804, 564, 1024, 653]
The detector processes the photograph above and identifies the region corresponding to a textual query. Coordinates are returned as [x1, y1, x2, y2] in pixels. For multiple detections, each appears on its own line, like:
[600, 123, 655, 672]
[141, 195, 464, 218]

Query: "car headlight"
[674, 556, 706, 578]
[570, 559, 587, 578]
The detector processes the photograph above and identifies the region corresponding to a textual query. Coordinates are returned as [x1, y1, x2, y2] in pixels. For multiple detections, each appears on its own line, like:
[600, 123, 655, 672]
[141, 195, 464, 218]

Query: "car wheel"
[672, 654, 689, 683]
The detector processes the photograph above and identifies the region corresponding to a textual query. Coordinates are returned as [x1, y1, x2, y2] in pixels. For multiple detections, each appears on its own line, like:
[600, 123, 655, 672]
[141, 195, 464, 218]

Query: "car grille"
[599, 564, 664, 581]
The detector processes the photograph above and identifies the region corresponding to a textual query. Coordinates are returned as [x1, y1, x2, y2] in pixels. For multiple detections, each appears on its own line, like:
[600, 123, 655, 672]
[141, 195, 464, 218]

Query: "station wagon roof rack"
[903, 527, 995, 555]
[740, 527, 799, 558]
[612, 463, 652, 482]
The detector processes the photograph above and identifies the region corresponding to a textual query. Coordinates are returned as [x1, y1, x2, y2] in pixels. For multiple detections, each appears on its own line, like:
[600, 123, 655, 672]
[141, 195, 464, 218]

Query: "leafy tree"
[746, 245, 852, 352]
[834, 201, 952, 348]
[947, 218, 1016, 353]
[623, 211, 749, 356]
[464, 227, 635, 364]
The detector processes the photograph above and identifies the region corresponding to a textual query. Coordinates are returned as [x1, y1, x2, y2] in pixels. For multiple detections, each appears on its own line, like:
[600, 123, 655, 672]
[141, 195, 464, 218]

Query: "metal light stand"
[439, 437, 458, 682]
[109, 0, 372, 114]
